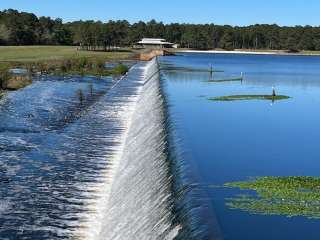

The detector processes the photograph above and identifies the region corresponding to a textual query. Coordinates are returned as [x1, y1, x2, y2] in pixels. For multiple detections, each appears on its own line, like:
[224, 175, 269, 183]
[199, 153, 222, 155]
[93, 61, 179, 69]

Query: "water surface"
[160, 53, 320, 240]
[0, 75, 120, 239]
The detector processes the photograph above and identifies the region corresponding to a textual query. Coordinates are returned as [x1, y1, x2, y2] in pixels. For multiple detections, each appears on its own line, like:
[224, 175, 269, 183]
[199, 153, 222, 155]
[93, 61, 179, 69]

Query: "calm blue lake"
[160, 53, 320, 240]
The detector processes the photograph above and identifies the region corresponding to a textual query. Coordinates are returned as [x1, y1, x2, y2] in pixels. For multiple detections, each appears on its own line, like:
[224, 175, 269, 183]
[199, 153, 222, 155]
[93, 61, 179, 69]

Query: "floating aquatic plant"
[209, 95, 290, 101]
[204, 77, 243, 83]
[161, 66, 224, 73]
[218, 176, 320, 219]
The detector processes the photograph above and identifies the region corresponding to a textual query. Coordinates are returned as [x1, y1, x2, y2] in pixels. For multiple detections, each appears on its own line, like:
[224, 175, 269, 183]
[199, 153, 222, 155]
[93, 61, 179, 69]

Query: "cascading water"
[0, 58, 218, 240]
[91, 59, 181, 240]
[0, 75, 121, 239]
[0, 67, 148, 239]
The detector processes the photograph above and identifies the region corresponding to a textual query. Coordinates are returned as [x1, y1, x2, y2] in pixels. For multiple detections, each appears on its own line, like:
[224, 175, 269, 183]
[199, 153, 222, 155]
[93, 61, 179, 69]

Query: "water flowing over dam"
[80, 59, 183, 240]
[92, 59, 180, 240]
[1, 52, 317, 240]
[0, 58, 194, 239]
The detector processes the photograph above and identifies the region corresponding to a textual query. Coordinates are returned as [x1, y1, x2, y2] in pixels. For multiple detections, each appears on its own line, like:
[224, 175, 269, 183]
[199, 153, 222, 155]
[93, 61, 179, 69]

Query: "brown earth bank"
[135, 49, 175, 61]
[4, 75, 32, 90]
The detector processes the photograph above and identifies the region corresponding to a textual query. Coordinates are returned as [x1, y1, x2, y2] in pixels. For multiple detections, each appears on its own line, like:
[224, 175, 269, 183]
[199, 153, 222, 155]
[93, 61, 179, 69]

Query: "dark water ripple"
[0, 70, 143, 239]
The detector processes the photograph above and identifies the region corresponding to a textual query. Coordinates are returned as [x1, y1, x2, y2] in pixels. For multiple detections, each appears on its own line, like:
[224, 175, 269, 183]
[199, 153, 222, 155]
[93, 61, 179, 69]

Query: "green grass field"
[0, 46, 135, 90]
[0, 46, 133, 62]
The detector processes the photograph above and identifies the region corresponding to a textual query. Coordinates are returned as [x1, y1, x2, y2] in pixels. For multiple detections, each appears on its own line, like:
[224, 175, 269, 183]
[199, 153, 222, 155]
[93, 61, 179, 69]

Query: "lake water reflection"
[160, 53, 320, 240]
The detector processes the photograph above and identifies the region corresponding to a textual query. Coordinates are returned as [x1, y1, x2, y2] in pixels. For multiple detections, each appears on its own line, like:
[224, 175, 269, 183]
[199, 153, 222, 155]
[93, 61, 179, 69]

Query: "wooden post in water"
[209, 63, 213, 80]
[272, 86, 276, 97]
[240, 72, 244, 84]
[77, 89, 84, 105]
[88, 82, 94, 97]
[272, 86, 276, 103]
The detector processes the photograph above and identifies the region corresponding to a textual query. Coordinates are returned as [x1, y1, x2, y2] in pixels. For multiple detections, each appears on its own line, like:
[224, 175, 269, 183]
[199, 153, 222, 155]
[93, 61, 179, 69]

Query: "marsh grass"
[112, 64, 129, 75]
[0, 46, 132, 85]
[0, 65, 12, 89]
[0, 50, 130, 91]
[0, 46, 132, 62]
[7, 57, 130, 77]
[204, 77, 243, 83]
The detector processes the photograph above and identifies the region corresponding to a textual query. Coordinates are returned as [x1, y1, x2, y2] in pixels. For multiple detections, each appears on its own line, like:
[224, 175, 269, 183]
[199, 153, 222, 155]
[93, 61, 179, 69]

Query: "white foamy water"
[0, 59, 186, 240]
[77, 59, 180, 240]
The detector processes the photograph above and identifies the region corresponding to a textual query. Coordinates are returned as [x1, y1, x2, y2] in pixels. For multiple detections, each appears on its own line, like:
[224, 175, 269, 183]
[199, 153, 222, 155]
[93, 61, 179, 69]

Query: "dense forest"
[1, 9, 320, 51]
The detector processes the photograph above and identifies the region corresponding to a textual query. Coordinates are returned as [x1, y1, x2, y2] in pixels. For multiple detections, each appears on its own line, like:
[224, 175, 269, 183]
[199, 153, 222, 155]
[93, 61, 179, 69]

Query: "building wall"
[135, 44, 174, 49]
[142, 44, 164, 49]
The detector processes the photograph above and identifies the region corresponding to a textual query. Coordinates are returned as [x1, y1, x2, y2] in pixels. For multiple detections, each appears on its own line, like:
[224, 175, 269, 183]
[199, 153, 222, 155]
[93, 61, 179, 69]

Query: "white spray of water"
[75, 59, 179, 240]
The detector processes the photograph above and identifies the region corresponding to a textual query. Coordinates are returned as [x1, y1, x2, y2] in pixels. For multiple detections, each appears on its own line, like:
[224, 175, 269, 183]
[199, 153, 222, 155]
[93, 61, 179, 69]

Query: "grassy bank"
[0, 46, 133, 62]
[0, 46, 134, 90]
[209, 95, 290, 101]
[0, 45, 133, 76]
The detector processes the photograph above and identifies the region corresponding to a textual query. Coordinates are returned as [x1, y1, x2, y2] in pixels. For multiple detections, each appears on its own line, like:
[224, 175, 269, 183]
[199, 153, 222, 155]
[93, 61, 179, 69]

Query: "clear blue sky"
[0, 0, 320, 26]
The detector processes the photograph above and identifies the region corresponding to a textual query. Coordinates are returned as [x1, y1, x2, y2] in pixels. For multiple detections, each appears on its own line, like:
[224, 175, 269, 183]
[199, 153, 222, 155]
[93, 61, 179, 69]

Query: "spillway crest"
[80, 59, 182, 240]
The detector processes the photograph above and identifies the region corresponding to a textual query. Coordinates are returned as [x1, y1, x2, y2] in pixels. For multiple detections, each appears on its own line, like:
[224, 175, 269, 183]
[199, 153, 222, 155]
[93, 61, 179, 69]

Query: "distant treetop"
[0, 9, 319, 51]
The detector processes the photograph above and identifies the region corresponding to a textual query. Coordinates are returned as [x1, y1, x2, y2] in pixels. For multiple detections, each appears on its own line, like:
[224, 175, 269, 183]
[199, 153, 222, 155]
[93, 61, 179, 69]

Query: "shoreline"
[175, 49, 320, 56]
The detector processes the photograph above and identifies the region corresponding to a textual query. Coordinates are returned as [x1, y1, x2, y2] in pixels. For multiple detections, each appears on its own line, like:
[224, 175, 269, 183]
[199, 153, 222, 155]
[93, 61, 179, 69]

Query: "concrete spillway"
[78, 59, 181, 240]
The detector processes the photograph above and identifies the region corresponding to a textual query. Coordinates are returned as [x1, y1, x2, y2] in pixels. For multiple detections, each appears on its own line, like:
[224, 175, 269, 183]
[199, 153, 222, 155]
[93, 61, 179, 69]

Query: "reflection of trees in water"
[242, 73, 320, 88]
[162, 70, 229, 82]
[164, 70, 320, 88]
[222, 176, 320, 219]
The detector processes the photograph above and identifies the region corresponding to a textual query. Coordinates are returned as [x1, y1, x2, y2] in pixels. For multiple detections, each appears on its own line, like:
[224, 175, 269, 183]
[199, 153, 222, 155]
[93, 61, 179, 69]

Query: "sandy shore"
[176, 49, 320, 56]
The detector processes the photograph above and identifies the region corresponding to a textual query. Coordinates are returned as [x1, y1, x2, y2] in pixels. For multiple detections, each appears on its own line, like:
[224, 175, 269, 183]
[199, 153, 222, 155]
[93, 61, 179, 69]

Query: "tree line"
[1, 9, 320, 51]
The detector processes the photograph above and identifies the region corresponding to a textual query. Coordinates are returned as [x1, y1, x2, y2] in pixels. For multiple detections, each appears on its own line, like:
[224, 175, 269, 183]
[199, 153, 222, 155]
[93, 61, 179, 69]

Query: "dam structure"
[78, 58, 184, 240]
[0, 57, 212, 239]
